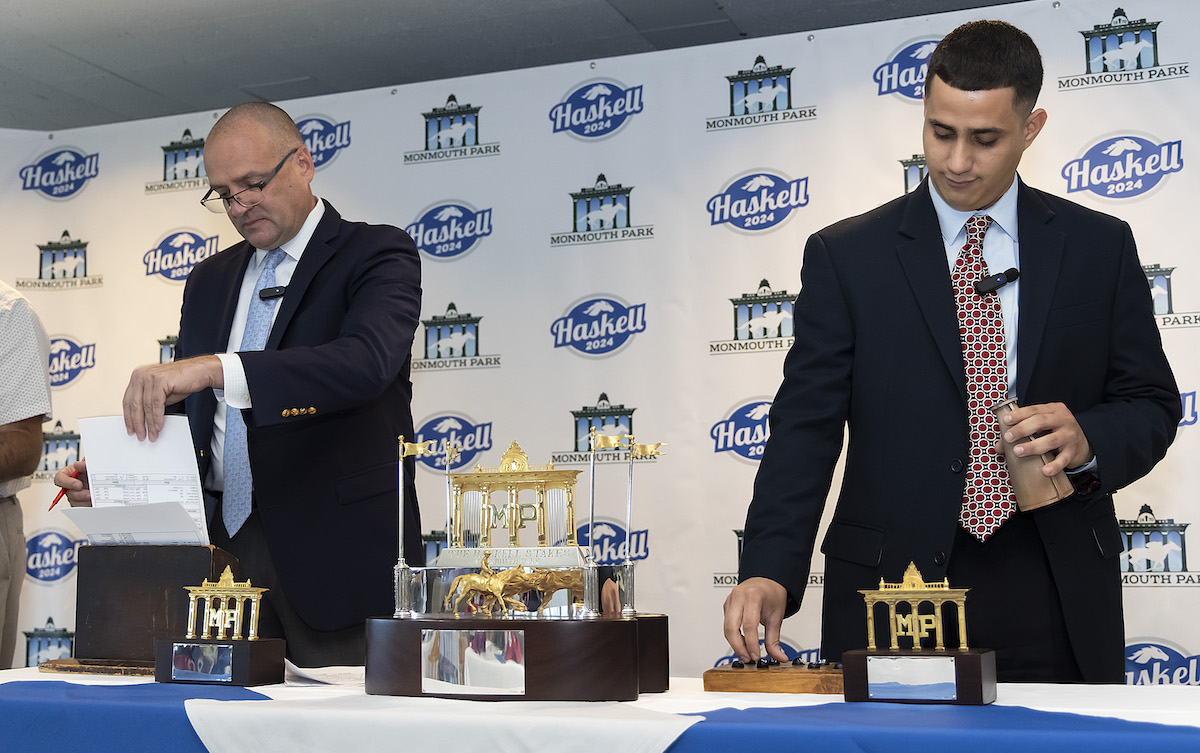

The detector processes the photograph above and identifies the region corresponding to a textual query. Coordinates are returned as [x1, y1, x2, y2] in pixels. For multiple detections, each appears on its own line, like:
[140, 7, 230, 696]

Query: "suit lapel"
[1014, 181, 1064, 399]
[896, 181, 967, 401]
[266, 201, 340, 350]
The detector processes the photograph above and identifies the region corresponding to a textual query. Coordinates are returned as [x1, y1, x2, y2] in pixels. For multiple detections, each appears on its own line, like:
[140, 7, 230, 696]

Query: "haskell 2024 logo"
[144, 230, 221, 282]
[874, 39, 941, 100]
[711, 399, 772, 462]
[549, 79, 645, 140]
[579, 519, 649, 566]
[27, 531, 86, 584]
[1126, 641, 1200, 685]
[49, 337, 97, 388]
[1057, 8, 1189, 93]
[19, 147, 100, 199]
[708, 171, 809, 233]
[1062, 135, 1183, 199]
[412, 413, 495, 472]
[406, 201, 494, 261]
[551, 296, 647, 358]
[297, 115, 351, 169]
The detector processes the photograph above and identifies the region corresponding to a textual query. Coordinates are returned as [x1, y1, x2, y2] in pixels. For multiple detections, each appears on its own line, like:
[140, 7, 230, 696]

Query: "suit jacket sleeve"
[738, 229, 853, 614]
[1057, 220, 1179, 495]
[237, 222, 421, 425]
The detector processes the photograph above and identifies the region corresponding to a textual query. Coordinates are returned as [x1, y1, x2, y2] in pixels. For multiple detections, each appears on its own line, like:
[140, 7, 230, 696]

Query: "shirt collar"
[929, 176, 1020, 245]
[253, 197, 326, 263]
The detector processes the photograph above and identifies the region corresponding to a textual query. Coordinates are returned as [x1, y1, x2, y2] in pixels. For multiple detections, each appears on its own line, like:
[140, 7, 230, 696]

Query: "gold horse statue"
[500, 568, 585, 615]
[443, 552, 528, 615]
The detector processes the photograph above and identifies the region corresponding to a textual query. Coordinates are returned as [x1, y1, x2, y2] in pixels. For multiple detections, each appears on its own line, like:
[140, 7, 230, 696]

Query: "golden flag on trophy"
[399, 438, 438, 458]
[632, 442, 667, 458]
[591, 432, 627, 451]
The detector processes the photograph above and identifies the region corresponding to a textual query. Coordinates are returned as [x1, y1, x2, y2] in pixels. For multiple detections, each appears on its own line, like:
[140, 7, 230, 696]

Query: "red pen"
[49, 467, 77, 510]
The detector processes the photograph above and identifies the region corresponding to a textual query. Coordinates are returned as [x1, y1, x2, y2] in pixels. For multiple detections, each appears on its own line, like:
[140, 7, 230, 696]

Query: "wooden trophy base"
[703, 661, 844, 694]
[635, 613, 669, 693]
[841, 648, 996, 705]
[366, 615, 642, 701]
[154, 637, 285, 687]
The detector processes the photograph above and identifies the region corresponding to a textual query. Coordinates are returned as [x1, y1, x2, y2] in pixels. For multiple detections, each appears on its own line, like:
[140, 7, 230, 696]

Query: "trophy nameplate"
[154, 566, 284, 687]
[842, 563, 996, 705]
[367, 438, 668, 700]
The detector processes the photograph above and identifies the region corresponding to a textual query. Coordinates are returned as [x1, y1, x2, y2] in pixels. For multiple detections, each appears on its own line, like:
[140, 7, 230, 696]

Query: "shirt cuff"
[1065, 455, 1098, 475]
[215, 352, 252, 409]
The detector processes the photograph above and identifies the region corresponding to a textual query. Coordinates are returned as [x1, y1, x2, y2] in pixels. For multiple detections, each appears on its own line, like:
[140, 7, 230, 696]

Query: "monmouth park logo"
[144, 230, 220, 281]
[578, 520, 649, 566]
[706, 54, 817, 132]
[19, 147, 101, 199]
[146, 129, 206, 194]
[874, 39, 940, 99]
[296, 115, 351, 168]
[48, 337, 97, 388]
[403, 94, 500, 164]
[1183, 390, 1197, 428]
[406, 202, 494, 261]
[1125, 640, 1200, 685]
[708, 171, 808, 232]
[714, 639, 815, 667]
[1062, 135, 1183, 198]
[550, 296, 647, 357]
[549, 80, 645, 139]
[1057, 8, 1189, 92]
[26, 531, 85, 583]
[413, 413, 494, 471]
[414, 302, 501, 372]
[711, 399, 772, 461]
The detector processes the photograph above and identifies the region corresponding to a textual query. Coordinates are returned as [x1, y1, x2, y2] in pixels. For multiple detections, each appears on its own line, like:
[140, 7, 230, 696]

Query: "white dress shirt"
[207, 199, 326, 491]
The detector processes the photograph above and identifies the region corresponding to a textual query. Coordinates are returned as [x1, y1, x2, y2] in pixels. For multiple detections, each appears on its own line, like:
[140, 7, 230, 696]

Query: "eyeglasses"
[200, 148, 299, 214]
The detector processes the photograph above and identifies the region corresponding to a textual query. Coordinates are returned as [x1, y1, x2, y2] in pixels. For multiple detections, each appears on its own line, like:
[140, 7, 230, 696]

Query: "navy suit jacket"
[174, 200, 424, 631]
[739, 179, 1179, 681]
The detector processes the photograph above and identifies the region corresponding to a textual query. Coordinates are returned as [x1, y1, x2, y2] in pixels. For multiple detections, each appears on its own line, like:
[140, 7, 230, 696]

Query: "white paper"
[64, 415, 209, 545]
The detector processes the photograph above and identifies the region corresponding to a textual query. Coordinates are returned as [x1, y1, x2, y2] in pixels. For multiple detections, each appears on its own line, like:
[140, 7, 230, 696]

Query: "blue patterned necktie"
[222, 248, 287, 537]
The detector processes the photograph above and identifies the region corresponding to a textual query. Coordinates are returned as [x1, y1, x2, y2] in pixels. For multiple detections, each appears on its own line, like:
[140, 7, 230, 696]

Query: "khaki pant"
[0, 495, 24, 669]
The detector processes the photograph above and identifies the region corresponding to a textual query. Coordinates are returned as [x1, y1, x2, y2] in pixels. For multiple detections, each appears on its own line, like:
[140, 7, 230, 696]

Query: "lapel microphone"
[259, 285, 287, 300]
[974, 268, 1019, 295]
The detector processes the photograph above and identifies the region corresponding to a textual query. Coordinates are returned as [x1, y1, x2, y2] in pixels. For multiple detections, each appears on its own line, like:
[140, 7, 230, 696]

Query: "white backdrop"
[2, 0, 1197, 683]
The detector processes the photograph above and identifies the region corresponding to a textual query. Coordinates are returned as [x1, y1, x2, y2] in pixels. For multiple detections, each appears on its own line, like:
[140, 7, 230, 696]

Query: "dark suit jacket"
[174, 200, 424, 631]
[739, 179, 1179, 681]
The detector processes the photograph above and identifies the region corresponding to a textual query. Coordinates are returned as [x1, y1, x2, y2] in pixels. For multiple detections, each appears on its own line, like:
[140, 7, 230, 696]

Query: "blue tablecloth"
[668, 702, 1200, 753]
[0, 681, 266, 753]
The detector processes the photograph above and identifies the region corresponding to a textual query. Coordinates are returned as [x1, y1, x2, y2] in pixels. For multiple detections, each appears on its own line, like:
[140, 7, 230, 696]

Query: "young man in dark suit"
[724, 20, 1179, 682]
[57, 102, 424, 667]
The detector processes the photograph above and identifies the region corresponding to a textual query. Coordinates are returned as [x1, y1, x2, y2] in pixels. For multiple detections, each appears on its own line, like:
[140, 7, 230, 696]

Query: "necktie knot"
[966, 214, 994, 244]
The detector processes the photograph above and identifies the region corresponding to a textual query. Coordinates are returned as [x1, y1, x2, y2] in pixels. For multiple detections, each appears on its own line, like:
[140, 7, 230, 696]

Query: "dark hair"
[927, 20, 1043, 114]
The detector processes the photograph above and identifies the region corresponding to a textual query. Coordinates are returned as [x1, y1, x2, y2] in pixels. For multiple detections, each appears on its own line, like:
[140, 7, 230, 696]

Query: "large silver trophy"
[365, 434, 668, 701]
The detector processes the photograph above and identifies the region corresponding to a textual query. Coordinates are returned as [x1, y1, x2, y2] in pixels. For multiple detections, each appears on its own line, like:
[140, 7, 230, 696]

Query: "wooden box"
[74, 545, 239, 663]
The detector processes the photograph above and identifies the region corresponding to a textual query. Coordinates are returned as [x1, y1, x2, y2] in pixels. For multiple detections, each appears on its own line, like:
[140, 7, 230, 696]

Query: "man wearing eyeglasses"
[55, 102, 424, 667]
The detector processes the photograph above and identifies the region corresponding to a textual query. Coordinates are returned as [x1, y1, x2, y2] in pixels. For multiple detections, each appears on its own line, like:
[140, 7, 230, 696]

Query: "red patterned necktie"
[953, 214, 1015, 541]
